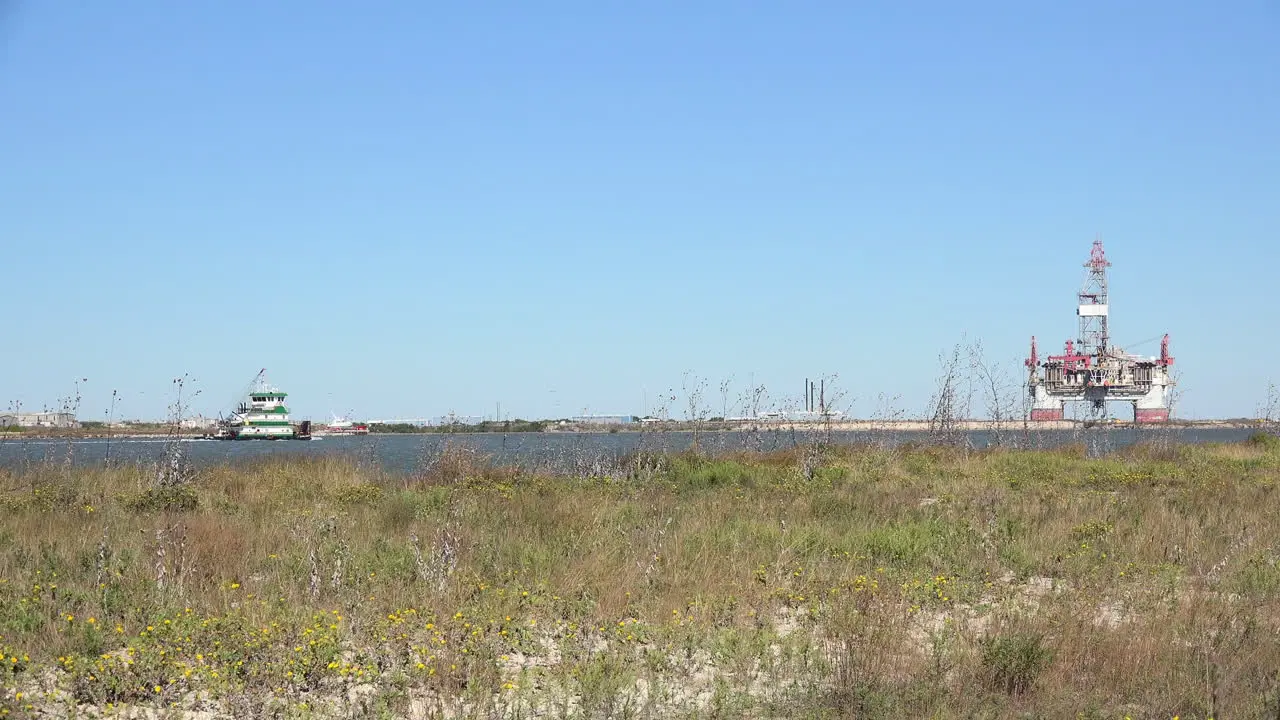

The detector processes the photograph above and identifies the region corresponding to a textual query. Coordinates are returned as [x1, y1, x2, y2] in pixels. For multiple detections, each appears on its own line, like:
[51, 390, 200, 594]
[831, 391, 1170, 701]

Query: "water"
[0, 426, 1258, 475]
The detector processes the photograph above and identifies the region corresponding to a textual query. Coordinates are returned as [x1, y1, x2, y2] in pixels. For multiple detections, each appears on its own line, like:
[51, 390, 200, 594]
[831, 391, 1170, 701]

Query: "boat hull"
[232, 425, 296, 440]
[317, 427, 369, 436]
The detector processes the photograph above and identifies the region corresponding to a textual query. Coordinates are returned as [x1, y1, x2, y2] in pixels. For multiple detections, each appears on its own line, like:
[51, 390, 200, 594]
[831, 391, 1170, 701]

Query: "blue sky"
[2, 2, 1277, 421]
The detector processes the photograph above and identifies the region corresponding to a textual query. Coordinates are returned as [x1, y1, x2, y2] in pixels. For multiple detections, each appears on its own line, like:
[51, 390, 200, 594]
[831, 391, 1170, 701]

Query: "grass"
[2, 438, 1280, 718]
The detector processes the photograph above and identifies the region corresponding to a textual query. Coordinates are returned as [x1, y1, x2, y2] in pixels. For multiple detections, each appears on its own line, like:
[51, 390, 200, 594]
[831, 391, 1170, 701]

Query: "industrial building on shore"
[0, 412, 80, 428]
[570, 415, 635, 425]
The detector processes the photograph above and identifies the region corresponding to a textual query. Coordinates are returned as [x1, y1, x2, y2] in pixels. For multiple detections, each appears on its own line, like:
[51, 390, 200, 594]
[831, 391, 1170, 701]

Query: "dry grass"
[1, 438, 1280, 718]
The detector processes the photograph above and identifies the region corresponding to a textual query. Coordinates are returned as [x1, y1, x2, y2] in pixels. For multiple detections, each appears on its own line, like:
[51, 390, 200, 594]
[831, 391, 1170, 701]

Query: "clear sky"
[2, 2, 1277, 422]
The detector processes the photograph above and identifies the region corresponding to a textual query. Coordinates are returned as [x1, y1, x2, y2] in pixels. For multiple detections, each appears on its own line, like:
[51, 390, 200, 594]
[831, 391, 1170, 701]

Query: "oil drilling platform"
[1026, 240, 1175, 423]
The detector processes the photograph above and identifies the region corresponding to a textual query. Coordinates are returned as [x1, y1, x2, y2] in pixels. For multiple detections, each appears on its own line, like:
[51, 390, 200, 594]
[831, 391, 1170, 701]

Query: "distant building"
[571, 415, 635, 425]
[0, 412, 81, 428]
[784, 410, 845, 422]
[434, 415, 486, 426]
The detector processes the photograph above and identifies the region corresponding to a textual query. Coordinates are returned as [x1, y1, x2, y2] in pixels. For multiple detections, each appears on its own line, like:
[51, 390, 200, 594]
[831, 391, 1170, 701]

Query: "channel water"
[0, 426, 1259, 475]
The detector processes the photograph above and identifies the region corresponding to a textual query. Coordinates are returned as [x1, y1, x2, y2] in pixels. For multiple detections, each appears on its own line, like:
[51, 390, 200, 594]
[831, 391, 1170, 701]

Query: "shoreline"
[1, 418, 1266, 441]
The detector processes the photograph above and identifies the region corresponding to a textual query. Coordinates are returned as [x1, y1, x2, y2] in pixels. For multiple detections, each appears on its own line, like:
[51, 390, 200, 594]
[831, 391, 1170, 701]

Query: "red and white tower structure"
[1077, 240, 1110, 357]
[1027, 240, 1175, 423]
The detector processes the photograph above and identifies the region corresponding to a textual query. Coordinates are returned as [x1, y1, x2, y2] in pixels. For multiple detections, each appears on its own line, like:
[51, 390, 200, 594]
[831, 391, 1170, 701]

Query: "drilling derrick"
[1077, 241, 1110, 357]
[1026, 240, 1175, 423]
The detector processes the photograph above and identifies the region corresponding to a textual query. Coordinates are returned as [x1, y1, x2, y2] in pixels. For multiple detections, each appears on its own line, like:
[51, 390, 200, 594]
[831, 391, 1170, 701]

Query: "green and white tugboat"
[219, 369, 311, 440]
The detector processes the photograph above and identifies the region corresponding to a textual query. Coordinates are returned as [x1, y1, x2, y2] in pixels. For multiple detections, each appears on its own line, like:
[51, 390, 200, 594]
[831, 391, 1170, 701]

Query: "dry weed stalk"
[637, 513, 673, 584]
[927, 342, 974, 449]
[154, 375, 199, 489]
[718, 376, 734, 422]
[54, 378, 88, 470]
[308, 546, 321, 600]
[102, 388, 120, 465]
[1260, 382, 1280, 437]
[296, 516, 349, 598]
[152, 522, 192, 594]
[738, 382, 771, 452]
[410, 501, 461, 591]
[968, 340, 1020, 448]
[95, 527, 112, 607]
[682, 371, 710, 450]
[870, 392, 906, 451]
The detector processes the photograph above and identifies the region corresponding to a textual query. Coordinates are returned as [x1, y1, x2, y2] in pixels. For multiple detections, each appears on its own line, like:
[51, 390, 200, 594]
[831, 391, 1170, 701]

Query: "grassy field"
[2, 436, 1280, 718]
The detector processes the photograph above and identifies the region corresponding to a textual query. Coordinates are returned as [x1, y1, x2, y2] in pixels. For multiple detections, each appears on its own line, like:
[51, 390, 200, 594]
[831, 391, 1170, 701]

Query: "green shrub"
[980, 631, 1053, 695]
[335, 482, 383, 506]
[381, 490, 424, 529]
[666, 456, 755, 489]
[1249, 431, 1280, 450]
[124, 485, 199, 512]
[1234, 551, 1280, 597]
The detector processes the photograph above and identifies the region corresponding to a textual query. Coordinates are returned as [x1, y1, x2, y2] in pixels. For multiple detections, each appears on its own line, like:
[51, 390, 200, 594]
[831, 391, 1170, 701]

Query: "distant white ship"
[317, 413, 369, 436]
